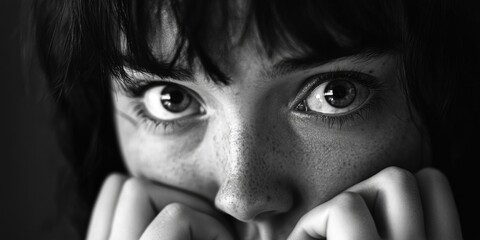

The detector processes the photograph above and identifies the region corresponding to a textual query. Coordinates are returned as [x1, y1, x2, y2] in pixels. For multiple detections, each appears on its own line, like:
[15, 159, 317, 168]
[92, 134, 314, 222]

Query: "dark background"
[0, 1, 475, 240]
[0, 1, 71, 239]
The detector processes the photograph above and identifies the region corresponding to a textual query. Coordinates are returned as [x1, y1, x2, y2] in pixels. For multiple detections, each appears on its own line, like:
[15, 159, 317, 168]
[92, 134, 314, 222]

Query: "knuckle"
[333, 191, 365, 211]
[120, 178, 146, 196]
[161, 202, 190, 220]
[415, 167, 451, 187]
[416, 167, 448, 181]
[103, 173, 127, 187]
[379, 166, 416, 186]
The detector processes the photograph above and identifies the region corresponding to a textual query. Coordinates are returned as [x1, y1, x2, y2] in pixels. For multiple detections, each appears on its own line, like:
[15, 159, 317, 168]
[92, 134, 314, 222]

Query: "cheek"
[115, 116, 218, 198]
[288, 110, 426, 206]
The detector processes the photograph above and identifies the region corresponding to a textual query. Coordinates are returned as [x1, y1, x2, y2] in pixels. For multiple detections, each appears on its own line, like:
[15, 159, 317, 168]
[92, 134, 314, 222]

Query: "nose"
[213, 121, 294, 222]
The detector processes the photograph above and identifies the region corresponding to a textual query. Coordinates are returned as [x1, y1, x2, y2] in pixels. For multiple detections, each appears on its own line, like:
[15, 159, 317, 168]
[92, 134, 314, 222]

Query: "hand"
[85, 174, 234, 240]
[287, 167, 463, 240]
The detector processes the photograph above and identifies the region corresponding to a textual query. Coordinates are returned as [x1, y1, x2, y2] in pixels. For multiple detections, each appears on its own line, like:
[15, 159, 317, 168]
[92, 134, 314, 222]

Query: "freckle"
[368, 70, 374, 74]
[267, 195, 271, 201]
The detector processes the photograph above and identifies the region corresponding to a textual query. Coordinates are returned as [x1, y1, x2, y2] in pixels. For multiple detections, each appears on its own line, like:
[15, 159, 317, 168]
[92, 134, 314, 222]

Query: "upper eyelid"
[118, 66, 206, 96]
[123, 80, 208, 108]
[121, 70, 380, 103]
[289, 71, 381, 110]
[114, 67, 176, 97]
[118, 79, 173, 98]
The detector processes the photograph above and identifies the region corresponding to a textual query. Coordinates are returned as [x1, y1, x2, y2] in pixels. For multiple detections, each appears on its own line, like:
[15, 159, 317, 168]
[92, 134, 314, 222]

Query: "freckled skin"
[113, 38, 429, 239]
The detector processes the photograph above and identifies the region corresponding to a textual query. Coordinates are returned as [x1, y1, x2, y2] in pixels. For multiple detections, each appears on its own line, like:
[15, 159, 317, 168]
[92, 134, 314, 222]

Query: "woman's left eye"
[296, 76, 370, 115]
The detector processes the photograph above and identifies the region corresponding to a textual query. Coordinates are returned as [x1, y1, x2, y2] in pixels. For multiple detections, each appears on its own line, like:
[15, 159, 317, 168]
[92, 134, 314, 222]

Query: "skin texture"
[86, 5, 462, 240]
[107, 38, 436, 239]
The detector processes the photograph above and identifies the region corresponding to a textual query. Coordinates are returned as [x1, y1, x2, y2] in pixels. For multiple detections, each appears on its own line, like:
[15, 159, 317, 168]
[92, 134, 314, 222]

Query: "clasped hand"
[86, 167, 462, 240]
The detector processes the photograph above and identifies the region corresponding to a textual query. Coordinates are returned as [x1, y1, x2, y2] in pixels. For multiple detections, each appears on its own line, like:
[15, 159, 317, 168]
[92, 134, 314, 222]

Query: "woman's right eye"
[143, 84, 204, 121]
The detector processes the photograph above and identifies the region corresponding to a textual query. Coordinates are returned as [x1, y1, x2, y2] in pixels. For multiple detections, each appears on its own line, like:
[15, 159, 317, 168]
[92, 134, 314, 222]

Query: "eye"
[296, 77, 370, 115]
[144, 84, 203, 120]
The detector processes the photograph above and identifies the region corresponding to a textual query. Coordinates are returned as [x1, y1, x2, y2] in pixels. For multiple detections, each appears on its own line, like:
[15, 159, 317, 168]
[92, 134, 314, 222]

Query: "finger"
[415, 168, 463, 240]
[288, 191, 381, 240]
[86, 173, 127, 240]
[347, 166, 426, 240]
[109, 178, 229, 240]
[108, 178, 157, 240]
[140, 203, 234, 240]
[145, 181, 220, 218]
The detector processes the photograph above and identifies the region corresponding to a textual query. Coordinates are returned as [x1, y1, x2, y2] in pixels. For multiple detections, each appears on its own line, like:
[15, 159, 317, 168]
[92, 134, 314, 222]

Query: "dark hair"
[24, 0, 479, 238]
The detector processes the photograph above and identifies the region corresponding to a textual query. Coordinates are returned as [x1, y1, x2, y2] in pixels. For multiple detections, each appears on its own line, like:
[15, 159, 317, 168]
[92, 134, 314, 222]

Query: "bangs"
[109, 0, 406, 85]
[34, 0, 406, 89]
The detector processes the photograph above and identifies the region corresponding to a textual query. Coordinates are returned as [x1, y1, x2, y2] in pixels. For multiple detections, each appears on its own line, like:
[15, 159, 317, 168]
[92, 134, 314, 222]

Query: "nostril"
[215, 193, 258, 221]
[215, 186, 293, 222]
[253, 210, 277, 220]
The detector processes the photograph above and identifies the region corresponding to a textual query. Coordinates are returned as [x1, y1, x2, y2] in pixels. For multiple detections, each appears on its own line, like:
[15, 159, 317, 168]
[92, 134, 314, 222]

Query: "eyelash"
[133, 104, 183, 133]
[121, 80, 168, 98]
[293, 70, 386, 128]
[123, 81, 203, 134]
[121, 70, 386, 132]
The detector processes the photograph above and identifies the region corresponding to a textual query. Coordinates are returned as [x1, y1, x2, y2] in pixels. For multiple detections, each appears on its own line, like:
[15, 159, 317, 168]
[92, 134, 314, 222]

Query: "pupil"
[160, 86, 192, 113]
[332, 86, 347, 98]
[324, 79, 356, 108]
[169, 90, 184, 104]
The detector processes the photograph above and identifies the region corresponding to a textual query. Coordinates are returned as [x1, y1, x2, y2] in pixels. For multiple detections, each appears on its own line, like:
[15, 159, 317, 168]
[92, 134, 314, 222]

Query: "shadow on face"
[112, 1, 431, 238]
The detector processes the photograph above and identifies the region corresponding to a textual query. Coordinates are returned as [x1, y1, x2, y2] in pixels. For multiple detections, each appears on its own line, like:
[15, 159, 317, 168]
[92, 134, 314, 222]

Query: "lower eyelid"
[292, 102, 371, 129]
[135, 106, 208, 135]
[292, 86, 386, 129]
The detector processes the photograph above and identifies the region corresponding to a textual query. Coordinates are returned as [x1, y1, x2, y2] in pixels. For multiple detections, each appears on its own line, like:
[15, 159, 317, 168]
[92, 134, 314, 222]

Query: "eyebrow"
[123, 62, 196, 82]
[149, 65, 196, 82]
[265, 49, 392, 79]
[126, 49, 392, 83]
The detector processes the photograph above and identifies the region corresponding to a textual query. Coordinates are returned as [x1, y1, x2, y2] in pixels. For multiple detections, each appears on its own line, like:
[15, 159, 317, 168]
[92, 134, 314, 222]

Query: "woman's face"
[112, 18, 430, 239]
